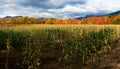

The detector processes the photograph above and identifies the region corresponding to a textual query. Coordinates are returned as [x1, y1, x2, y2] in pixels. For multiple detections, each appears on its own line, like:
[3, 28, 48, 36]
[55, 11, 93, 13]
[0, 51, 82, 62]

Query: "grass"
[0, 24, 119, 69]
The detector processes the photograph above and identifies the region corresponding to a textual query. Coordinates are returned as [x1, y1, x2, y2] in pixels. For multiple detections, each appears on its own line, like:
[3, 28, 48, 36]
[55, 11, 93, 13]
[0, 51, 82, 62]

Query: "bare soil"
[93, 38, 120, 69]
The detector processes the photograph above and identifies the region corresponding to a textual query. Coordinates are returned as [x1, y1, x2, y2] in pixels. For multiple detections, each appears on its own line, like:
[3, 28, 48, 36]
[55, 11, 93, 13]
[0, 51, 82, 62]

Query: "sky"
[0, 0, 120, 18]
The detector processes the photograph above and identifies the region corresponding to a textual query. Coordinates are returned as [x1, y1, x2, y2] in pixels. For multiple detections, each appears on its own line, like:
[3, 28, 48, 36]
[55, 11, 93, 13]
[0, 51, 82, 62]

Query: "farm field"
[1, 0, 120, 69]
[0, 24, 120, 69]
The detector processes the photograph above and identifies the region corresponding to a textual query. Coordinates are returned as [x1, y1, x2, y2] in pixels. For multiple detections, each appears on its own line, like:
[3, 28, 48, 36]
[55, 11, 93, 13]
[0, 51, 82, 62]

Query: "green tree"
[112, 18, 120, 24]
[46, 18, 54, 24]
[19, 17, 29, 24]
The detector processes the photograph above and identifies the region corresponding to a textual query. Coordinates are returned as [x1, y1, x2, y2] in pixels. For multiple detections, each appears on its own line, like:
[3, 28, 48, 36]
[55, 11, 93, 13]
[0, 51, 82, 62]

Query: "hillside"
[76, 11, 120, 20]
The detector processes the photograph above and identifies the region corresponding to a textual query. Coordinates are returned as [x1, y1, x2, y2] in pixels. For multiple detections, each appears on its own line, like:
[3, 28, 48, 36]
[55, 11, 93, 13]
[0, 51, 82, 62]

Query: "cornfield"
[0, 25, 119, 69]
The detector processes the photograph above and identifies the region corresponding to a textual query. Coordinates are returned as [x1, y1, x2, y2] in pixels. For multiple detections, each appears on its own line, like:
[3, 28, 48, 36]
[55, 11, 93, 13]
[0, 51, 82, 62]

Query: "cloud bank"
[0, 0, 120, 18]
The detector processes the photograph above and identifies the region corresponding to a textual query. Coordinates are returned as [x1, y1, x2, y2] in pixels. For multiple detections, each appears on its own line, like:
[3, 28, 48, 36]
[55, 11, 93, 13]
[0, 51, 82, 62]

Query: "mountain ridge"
[4, 16, 23, 18]
[76, 10, 120, 20]
[3, 10, 120, 20]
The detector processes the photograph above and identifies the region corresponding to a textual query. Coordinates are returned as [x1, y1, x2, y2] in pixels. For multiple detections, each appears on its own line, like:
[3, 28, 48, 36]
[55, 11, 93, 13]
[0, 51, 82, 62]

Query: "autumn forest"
[0, 14, 120, 24]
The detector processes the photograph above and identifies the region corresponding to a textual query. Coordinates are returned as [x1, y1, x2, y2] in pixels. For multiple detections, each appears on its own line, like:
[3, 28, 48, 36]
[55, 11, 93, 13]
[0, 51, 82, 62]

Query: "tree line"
[0, 14, 120, 24]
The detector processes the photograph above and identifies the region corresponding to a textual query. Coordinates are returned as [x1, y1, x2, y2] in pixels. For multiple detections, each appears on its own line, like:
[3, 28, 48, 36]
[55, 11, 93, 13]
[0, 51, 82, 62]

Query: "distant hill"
[4, 16, 23, 18]
[76, 10, 120, 20]
[107, 11, 120, 16]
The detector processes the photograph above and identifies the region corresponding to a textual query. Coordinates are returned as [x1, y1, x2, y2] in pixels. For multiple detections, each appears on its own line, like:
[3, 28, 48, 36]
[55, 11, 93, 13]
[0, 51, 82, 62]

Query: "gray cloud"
[0, 0, 120, 18]
[19, 0, 87, 9]
[0, 0, 88, 18]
